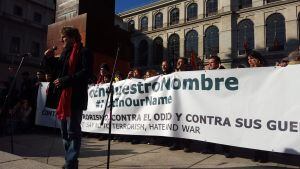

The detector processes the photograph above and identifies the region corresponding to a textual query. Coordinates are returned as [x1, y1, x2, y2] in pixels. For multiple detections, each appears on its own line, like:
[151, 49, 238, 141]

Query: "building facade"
[119, 0, 300, 68]
[0, 0, 55, 81]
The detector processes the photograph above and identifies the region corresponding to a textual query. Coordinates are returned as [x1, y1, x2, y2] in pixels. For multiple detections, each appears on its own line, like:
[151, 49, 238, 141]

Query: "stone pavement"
[0, 131, 300, 169]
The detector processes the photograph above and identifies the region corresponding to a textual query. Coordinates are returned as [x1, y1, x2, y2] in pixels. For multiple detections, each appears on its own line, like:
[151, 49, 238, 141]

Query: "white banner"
[35, 83, 60, 128]
[36, 65, 300, 155]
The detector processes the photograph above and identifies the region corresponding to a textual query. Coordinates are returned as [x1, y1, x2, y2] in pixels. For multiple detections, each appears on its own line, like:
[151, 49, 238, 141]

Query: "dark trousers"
[60, 110, 82, 169]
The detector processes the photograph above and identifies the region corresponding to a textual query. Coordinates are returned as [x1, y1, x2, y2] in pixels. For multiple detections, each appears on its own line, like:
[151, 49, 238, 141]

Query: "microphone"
[51, 46, 58, 52]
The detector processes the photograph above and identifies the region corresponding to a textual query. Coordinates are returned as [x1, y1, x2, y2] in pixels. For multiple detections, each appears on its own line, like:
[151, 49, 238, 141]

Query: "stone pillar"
[252, 0, 264, 8]
[219, 15, 233, 60]
[179, 2, 185, 24]
[162, 7, 168, 28]
[179, 29, 185, 57]
[196, 26, 204, 60]
[197, 0, 205, 19]
[254, 12, 265, 50]
[162, 34, 168, 58]
[285, 6, 299, 52]
[220, 0, 231, 12]
[148, 12, 153, 32]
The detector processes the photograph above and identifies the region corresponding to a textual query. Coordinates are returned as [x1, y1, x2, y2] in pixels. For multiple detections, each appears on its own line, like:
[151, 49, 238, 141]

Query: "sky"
[115, 0, 160, 13]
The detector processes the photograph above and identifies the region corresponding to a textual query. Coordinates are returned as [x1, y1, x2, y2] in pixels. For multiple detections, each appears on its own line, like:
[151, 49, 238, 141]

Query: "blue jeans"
[59, 110, 82, 169]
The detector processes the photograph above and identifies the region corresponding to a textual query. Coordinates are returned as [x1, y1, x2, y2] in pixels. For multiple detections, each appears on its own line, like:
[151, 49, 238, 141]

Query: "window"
[239, 0, 252, 9]
[138, 40, 148, 66]
[187, 3, 198, 21]
[13, 5, 23, 17]
[204, 26, 219, 57]
[153, 37, 164, 65]
[170, 8, 179, 25]
[168, 34, 180, 68]
[266, 13, 286, 51]
[9, 37, 21, 54]
[154, 12, 163, 29]
[31, 42, 40, 58]
[140, 16, 148, 31]
[185, 30, 198, 58]
[33, 12, 42, 23]
[206, 0, 218, 17]
[238, 19, 254, 54]
[128, 20, 135, 32]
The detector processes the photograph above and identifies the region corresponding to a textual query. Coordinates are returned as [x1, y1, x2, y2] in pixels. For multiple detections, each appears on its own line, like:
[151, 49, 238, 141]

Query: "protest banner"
[36, 65, 300, 154]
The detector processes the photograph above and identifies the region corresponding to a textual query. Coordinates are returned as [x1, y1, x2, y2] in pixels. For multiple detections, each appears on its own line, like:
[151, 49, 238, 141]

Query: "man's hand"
[54, 79, 61, 88]
[44, 48, 55, 58]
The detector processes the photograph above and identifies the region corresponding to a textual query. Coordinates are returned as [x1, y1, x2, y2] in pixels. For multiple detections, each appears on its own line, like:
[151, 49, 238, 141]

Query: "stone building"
[119, 0, 300, 68]
[0, 0, 55, 81]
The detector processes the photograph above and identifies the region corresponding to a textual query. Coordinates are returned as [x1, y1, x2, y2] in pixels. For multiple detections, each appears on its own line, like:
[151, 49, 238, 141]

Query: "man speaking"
[44, 26, 93, 169]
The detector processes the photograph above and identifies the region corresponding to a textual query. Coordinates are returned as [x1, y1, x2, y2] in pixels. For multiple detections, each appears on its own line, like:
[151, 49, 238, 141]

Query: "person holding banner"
[43, 26, 93, 169]
[247, 51, 269, 163]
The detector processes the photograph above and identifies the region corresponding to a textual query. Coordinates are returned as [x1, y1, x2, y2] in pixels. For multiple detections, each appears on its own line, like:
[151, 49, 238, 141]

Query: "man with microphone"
[43, 26, 93, 169]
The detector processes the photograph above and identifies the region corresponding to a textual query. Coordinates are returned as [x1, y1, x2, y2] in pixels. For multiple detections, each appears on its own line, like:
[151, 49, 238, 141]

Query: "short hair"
[208, 56, 221, 64]
[177, 57, 187, 64]
[247, 50, 266, 66]
[60, 26, 81, 42]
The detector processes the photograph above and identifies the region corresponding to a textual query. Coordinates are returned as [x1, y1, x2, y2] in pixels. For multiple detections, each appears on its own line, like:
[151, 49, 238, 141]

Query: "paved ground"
[0, 130, 300, 169]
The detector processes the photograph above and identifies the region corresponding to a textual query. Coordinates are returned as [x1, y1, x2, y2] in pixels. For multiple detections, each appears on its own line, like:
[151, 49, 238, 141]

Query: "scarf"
[56, 43, 79, 120]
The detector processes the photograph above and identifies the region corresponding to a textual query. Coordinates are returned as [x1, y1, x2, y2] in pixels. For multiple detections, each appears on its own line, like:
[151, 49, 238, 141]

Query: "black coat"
[44, 44, 93, 111]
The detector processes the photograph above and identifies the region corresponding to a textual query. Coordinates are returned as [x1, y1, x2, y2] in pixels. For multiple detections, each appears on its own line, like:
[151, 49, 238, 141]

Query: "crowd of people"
[0, 70, 58, 135]
[0, 41, 299, 166]
[92, 48, 300, 164]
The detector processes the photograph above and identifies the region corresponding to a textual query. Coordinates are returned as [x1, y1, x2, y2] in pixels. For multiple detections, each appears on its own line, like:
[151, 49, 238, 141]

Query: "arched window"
[204, 26, 219, 57]
[266, 13, 286, 51]
[206, 0, 218, 17]
[187, 3, 198, 21]
[239, 0, 252, 9]
[153, 37, 164, 65]
[238, 19, 254, 54]
[138, 40, 148, 66]
[128, 20, 135, 32]
[185, 30, 198, 58]
[170, 8, 179, 25]
[140, 16, 148, 31]
[154, 12, 163, 29]
[168, 34, 180, 68]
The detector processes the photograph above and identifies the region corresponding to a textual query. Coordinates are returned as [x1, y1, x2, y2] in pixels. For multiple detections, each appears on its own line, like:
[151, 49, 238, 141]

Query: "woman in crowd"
[247, 51, 269, 163]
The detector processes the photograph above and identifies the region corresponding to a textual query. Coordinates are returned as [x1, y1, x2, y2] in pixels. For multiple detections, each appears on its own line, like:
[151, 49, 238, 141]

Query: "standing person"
[161, 60, 171, 75]
[43, 26, 93, 169]
[204, 56, 232, 158]
[247, 51, 269, 163]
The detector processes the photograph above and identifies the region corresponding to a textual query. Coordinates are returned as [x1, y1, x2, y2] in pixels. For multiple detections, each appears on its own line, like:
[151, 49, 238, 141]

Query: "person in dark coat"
[43, 26, 93, 169]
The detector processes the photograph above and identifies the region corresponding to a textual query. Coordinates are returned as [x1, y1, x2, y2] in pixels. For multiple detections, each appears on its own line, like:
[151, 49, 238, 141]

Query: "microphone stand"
[1, 55, 27, 154]
[100, 45, 120, 169]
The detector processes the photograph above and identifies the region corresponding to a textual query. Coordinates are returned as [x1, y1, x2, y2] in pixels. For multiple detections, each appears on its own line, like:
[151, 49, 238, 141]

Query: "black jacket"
[44, 44, 93, 111]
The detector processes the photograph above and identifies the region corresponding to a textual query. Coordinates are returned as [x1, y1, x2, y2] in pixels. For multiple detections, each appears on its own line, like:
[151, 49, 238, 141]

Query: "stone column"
[179, 29, 185, 57]
[252, 0, 264, 8]
[254, 12, 265, 50]
[197, 0, 205, 19]
[162, 7, 168, 28]
[285, 6, 299, 51]
[179, 2, 185, 24]
[148, 12, 153, 32]
[219, 15, 233, 60]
